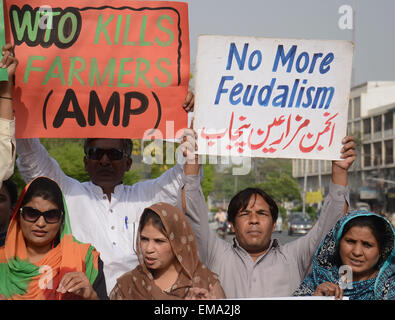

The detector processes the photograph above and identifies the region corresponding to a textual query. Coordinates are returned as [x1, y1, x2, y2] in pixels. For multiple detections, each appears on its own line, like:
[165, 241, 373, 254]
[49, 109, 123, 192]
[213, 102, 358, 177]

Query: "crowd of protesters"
[0, 42, 393, 301]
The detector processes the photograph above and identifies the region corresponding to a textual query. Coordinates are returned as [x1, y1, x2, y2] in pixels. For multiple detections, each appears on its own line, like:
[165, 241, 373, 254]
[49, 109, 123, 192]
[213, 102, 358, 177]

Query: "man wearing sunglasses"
[15, 92, 196, 295]
[83, 139, 134, 201]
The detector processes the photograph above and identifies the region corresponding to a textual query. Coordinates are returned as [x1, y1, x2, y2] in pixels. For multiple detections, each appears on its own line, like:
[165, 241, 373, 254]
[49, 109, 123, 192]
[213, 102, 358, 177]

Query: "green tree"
[211, 166, 237, 202]
[123, 169, 141, 185]
[255, 171, 301, 205]
[146, 142, 215, 200]
[144, 140, 176, 179]
[211, 164, 255, 202]
[9, 165, 26, 195]
[201, 164, 214, 200]
[47, 139, 141, 185]
[48, 141, 89, 182]
[251, 158, 293, 183]
[12, 137, 212, 198]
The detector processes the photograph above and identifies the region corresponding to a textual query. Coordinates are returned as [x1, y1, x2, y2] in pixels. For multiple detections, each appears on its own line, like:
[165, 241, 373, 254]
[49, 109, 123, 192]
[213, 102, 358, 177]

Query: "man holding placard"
[182, 135, 355, 298]
[179, 35, 356, 298]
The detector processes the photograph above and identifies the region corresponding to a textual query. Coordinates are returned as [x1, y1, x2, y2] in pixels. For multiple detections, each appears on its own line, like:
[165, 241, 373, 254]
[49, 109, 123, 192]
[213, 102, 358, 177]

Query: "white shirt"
[0, 118, 15, 188]
[16, 138, 187, 294]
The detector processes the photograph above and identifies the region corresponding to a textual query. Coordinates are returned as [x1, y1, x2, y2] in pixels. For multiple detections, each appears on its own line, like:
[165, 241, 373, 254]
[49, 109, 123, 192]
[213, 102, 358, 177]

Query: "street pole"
[351, 0, 356, 86]
[318, 160, 322, 210]
[303, 159, 307, 214]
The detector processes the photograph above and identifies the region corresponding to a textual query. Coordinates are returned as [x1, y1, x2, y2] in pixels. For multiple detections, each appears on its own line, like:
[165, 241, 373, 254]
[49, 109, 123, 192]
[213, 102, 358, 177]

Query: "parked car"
[288, 213, 312, 236]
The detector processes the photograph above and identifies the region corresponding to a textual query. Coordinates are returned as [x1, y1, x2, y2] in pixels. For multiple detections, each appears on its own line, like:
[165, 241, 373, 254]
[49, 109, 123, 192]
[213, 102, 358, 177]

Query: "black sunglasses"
[86, 147, 125, 161]
[20, 206, 63, 224]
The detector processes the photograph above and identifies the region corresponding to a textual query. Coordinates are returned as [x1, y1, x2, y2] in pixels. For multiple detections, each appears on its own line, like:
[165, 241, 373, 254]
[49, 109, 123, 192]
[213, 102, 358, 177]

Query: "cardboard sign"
[194, 35, 353, 160]
[5, 0, 189, 138]
[306, 190, 323, 204]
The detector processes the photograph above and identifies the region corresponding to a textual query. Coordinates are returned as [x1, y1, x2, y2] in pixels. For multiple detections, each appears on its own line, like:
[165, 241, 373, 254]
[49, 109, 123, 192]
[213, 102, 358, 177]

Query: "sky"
[182, 0, 395, 87]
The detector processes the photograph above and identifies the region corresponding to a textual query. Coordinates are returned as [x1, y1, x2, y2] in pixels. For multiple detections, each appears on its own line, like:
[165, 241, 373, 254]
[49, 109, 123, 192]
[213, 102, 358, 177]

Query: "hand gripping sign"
[0, 0, 8, 81]
[4, 0, 190, 139]
[193, 35, 353, 160]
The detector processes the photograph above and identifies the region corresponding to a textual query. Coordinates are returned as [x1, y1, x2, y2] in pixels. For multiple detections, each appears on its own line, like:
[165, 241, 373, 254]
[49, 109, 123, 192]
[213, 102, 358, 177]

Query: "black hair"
[2, 178, 18, 208]
[339, 215, 394, 267]
[84, 138, 133, 158]
[139, 209, 166, 235]
[20, 177, 65, 246]
[227, 188, 278, 224]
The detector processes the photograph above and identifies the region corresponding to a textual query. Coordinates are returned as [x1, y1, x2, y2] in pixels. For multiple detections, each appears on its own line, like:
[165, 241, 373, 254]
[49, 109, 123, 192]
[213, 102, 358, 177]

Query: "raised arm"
[179, 128, 230, 266]
[0, 43, 18, 187]
[16, 138, 75, 186]
[125, 92, 197, 204]
[331, 135, 356, 213]
[288, 136, 356, 278]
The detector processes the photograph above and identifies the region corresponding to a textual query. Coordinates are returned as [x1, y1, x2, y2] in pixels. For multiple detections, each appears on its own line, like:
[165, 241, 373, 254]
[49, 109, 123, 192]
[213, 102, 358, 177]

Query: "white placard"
[193, 35, 353, 160]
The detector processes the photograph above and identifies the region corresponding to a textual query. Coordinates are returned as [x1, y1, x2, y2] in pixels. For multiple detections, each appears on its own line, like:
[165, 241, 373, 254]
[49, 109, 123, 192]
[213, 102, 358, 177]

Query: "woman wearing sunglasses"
[0, 176, 108, 300]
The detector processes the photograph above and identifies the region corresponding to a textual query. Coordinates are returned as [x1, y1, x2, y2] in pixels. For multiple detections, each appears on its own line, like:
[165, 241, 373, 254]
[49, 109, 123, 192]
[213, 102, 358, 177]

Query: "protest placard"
[193, 35, 353, 160]
[306, 190, 323, 204]
[4, 0, 189, 138]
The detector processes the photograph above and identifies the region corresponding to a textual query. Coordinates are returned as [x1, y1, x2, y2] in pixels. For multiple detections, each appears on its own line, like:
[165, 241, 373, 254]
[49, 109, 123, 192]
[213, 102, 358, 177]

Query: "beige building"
[293, 81, 395, 212]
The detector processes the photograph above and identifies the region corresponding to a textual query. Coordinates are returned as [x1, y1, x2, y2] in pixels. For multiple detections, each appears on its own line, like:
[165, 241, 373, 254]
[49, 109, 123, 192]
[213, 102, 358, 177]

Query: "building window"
[373, 142, 382, 166]
[348, 99, 352, 119]
[385, 140, 393, 165]
[308, 160, 313, 174]
[373, 116, 382, 140]
[373, 115, 382, 133]
[354, 97, 361, 118]
[347, 123, 352, 135]
[384, 112, 393, 138]
[363, 144, 371, 167]
[384, 112, 393, 130]
[354, 121, 361, 135]
[297, 159, 303, 176]
[363, 118, 371, 140]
